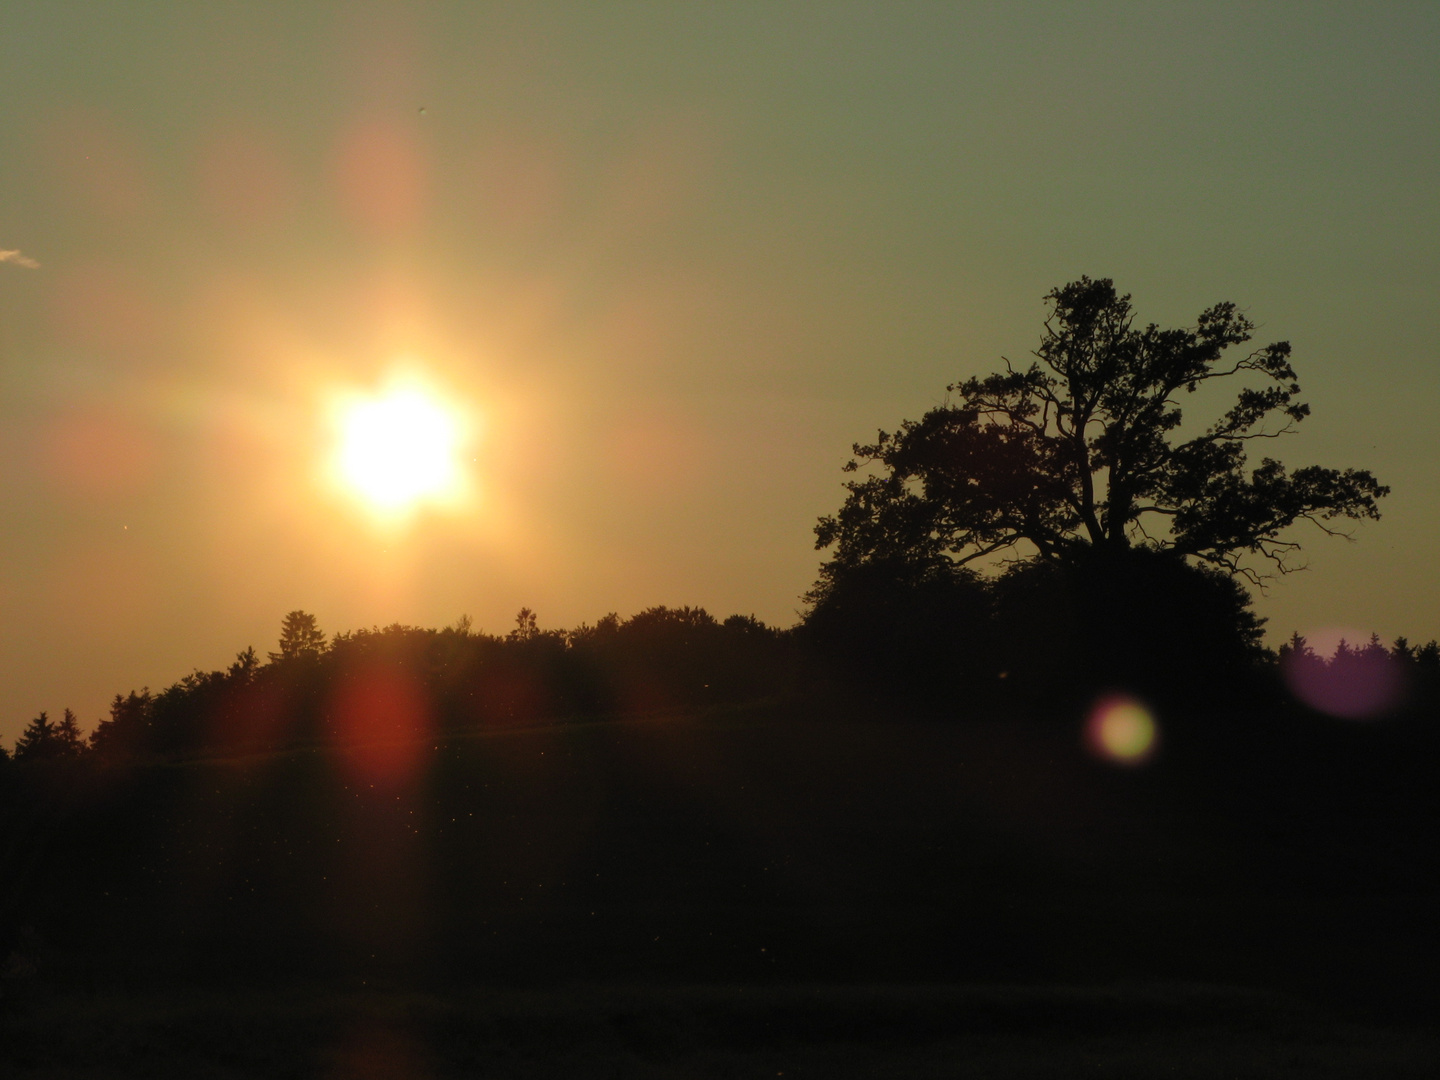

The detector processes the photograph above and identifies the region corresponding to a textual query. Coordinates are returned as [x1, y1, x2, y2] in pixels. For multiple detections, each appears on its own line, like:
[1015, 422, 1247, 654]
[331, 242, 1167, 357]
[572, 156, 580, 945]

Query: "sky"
[2, 2, 1437, 742]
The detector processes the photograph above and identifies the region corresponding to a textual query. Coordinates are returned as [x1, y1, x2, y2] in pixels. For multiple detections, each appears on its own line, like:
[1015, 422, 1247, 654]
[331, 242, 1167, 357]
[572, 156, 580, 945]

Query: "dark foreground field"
[8, 982, 1437, 1078]
[3, 704, 1438, 1075]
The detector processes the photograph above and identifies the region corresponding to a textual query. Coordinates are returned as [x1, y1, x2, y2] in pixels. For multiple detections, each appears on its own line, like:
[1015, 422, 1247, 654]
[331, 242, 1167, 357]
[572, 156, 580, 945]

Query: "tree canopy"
[13, 708, 85, 762]
[814, 277, 1388, 589]
[268, 610, 327, 663]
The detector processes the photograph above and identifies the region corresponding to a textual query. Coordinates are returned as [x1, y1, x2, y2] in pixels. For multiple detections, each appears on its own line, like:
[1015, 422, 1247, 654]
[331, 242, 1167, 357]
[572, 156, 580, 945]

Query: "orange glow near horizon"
[328, 371, 474, 521]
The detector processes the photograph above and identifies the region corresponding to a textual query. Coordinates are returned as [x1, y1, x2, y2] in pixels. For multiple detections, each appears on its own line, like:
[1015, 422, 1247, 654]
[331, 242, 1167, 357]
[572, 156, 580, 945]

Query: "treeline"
[1, 606, 798, 766]
[1280, 631, 1440, 669]
[5, 555, 1440, 771]
[804, 546, 1440, 717]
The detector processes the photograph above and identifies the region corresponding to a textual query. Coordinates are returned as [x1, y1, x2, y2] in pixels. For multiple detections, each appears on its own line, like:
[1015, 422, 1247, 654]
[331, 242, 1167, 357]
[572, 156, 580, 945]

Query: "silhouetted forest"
[4, 278, 1437, 1075]
[3, 590, 1439, 1074]
[15, 605, 794, 766]
[6, 563, 1436, 775]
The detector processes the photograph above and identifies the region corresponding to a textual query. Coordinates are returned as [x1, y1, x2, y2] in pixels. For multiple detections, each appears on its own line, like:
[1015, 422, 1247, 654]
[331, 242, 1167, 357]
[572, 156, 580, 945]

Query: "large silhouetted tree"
[807, 278, 1388, 708]
[814, 277, 1388, 589]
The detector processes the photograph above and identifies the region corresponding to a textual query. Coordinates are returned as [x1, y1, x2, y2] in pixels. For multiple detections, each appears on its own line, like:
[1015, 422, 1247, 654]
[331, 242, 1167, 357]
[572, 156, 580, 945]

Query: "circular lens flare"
[332, 376, 468, 517]
[1280, 628, 1407, 720]
[1085, 694, 1158, 765]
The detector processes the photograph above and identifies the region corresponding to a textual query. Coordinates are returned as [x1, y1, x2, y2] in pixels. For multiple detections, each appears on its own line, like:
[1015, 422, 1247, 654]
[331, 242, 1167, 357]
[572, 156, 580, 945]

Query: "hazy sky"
[2, 2, 1437, 742]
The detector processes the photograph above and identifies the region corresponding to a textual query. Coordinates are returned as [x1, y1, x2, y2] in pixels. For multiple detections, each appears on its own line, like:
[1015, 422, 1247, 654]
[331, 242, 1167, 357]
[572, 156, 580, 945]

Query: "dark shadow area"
[2, 606, 1439, 1074]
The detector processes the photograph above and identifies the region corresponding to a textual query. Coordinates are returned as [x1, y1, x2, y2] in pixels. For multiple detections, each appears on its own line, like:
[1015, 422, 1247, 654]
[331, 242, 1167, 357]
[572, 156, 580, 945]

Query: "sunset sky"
[2, 2, 1437, 743]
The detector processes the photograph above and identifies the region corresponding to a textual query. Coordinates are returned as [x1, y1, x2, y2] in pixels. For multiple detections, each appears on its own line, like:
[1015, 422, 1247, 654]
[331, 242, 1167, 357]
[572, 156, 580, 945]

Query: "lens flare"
[1281, 630, 1407, 719]
[331, 664, 431, 788]
[1085, 694, 1158, 765]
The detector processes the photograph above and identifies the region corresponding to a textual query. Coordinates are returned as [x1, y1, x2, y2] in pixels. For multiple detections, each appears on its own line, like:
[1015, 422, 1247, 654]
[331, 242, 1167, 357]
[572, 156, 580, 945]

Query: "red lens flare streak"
[331, 664, 432, 789]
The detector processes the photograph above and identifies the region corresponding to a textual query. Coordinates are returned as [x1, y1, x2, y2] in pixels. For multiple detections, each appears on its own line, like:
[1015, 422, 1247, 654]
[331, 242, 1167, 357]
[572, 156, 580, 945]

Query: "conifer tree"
[54, 709, 85, 757]
[268, 611, 326, 662]
[14, 711, 56, 762]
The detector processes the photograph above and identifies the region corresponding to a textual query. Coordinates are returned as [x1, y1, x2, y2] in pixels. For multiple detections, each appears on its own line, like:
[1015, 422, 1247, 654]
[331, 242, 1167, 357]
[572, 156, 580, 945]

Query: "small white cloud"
[0, 249, 40, 269]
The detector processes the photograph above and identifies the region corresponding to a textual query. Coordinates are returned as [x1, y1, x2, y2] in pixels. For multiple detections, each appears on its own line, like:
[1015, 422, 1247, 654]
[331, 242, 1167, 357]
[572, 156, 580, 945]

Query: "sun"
[331, 376, 469, 517]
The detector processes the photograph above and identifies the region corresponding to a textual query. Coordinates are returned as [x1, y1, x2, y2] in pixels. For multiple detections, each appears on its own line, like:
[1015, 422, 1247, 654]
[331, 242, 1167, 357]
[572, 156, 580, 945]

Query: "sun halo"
[330, 377, 471, 519]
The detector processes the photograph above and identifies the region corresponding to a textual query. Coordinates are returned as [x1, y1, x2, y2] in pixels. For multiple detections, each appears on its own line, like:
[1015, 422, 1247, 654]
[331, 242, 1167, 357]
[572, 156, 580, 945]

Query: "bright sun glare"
[333, 378, 468, 516]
